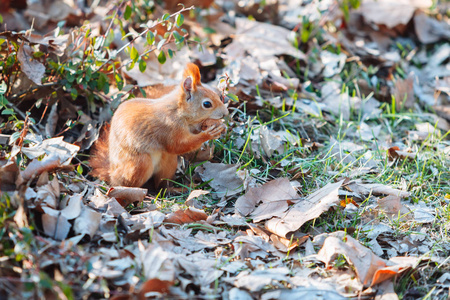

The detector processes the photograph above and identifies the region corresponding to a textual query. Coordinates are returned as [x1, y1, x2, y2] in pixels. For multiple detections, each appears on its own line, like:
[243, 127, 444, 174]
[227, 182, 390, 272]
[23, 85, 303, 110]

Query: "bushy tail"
[89, 124, 110, 183]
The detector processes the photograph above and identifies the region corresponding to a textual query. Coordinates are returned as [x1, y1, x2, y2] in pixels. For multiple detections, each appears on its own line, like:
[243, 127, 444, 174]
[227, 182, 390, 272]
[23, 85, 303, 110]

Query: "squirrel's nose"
[222, 107, 229, 118]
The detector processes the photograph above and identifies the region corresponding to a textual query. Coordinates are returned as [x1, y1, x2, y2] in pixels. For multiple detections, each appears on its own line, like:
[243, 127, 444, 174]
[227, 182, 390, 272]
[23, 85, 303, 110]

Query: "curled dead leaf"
[106, 186, 147, 207]
[317, 233, 387, 287]
[164, 207, 208, 225]
[138, 279, 174, 299]
[42, 213, 71, 241]
[388, 146, 417, 161]
[17, 44, 45, 85]
[20, 155, 61, 182]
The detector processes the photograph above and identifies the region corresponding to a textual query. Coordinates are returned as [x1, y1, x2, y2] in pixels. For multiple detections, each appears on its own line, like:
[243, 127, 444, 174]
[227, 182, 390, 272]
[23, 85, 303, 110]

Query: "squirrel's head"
[179, 63, 229, 123]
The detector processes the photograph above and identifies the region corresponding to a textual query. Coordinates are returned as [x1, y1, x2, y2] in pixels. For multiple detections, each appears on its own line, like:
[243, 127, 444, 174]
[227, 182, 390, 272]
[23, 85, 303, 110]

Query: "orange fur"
[183, 63, 201, 87]
[89, 124, 111, 183]
[89, 63, 228, 188]
[137, 84, 176, 99]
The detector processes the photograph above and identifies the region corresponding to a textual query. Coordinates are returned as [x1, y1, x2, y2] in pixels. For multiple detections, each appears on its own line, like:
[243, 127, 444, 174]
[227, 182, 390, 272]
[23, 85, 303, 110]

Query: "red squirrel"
[90, 63, 228, 188]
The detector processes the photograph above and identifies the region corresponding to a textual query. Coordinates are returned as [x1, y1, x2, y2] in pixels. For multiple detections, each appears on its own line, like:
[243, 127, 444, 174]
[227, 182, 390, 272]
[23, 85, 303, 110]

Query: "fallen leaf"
[414, 11, 450, 44]
[225, 17, 306, 61]
[265, 180, 345, 238]
[0, 160, 19, 191]
[233, 267, 290, 292]
[17, 44, 45, 85]
[73, 206, 102, 237]
[373, 279, 397, 300]
[321, 51, 347, 78]
[20, 155, 61, 182]
[185, 189, 210, 207]
[406, 201, 435, 223]
[164, 207, 208, 224]
[346, 181, 410, 198]
[138, 278, 174, 299]
[262, 288, 347, 300]
[42, 213, 71, 240]
[60, 193, 83, 220]
[106, 186, 147, 207]
[20, 137, 80, 164]
[235, 178, 299, 222]
[233, 234, 283, 259]
[140, 243, 176, 281]
[392, 74, 415, 111]
[387, 146, 417, 161]
[14, 202, 28, 228]
[259, 126, 284, 157]
[197, 162, 244, 196]
[176, 256, 224, 286]
[358, 0, 432, 28]
[270, 233, 308, 252]
[317, 233, 388, 287]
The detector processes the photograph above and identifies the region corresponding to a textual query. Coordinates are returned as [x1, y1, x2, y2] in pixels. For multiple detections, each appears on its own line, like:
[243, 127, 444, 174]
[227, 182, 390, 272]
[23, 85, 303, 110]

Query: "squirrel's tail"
[89, 124, 111, 183]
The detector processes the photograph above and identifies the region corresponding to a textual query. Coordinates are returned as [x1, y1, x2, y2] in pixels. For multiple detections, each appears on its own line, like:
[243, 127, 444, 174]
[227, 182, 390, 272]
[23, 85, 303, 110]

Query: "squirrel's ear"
[183, 63, 201, 87]
[182, 76, 193, 94]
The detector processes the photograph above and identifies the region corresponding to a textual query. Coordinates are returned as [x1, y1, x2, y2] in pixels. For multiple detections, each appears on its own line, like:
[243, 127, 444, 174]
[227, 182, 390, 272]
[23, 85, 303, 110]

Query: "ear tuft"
[183, 63, 201, 87]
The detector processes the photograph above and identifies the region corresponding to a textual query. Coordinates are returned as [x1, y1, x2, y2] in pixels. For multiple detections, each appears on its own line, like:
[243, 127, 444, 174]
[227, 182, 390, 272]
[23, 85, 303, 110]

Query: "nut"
[201, 119, 223, 131]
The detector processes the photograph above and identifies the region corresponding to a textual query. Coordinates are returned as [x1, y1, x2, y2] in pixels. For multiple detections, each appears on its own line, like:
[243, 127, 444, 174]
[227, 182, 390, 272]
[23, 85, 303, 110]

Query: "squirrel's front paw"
[203, 123, 226, 140]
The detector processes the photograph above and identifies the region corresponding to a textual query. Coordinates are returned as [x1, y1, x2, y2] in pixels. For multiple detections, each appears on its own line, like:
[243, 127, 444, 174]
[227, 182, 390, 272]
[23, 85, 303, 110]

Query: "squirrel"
[89, 63, 228, 188]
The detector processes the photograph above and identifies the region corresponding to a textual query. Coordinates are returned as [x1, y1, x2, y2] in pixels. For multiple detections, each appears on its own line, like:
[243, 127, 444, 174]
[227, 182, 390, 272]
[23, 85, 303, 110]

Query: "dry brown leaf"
[374, 279, 397, 300]
[73, 207, 102, 238]
[17, 44, 45, 85]
[233, 234, 283, 259]
[358, 0, 432, 28]
[60, 194, 83, 220]
[433, 105, 450, 122]
[138, 278, 174, 299]
[233, 267, 290, 292]
[197, 162, 245, 196]
[259, 126, 284, 157]
[20, 155, 61, 182]
[265, 180, 345, 238]
[45, 103, 59, 138]
[235, 178, 298, 222]
[387, 146, 417, 161]
[270, 234, 308, 252]
[392, 74, 415, 111]
[346, 181, 410, 198]
[140, 243, 176, 281]
[377, 195, 402, 216]
[106, 186, 147, 207]
[317, 233, 388, 287]
[35, 177, 60, 208]
[225, 17, 306, 61]
[42, 213, 71, 240]
[14, 202, 29, 228]
[185, 189, 210, 206]
[0, 159, 19, 191]
[176, 256, 224, 286]
[414, 11, 450, 44]
[164, 207, 208, 224]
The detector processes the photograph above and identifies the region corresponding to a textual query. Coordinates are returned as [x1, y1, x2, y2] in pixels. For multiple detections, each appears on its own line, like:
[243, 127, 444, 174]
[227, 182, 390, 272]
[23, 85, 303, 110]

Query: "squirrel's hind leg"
[110, 153, 154, 187]
[153, 153, 178, 188]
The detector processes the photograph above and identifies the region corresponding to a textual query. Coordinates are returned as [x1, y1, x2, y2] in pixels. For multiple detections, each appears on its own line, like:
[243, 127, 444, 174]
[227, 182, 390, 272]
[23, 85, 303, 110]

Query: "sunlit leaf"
[157, 51, 166, 64]
[124, 5, 132, 20]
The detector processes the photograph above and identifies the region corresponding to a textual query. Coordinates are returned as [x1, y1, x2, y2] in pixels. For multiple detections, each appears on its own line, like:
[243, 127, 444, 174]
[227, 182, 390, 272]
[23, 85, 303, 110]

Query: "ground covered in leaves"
[0, 0, 449, 299]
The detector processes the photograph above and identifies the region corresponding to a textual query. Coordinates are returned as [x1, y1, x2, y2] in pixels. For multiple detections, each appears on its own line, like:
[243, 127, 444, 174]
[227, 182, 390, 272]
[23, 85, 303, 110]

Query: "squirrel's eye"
[202, 100, 212, 109]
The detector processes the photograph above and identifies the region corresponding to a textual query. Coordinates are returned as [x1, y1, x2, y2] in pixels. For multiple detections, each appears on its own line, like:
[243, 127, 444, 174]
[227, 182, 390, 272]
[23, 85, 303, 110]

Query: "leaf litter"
[1, 0, 449, 299]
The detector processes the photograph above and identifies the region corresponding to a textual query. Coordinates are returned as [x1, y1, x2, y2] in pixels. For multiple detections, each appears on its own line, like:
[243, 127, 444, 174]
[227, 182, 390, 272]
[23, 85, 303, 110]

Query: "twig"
[93, 5, 194, 75]
[6, 102, 43, 136]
